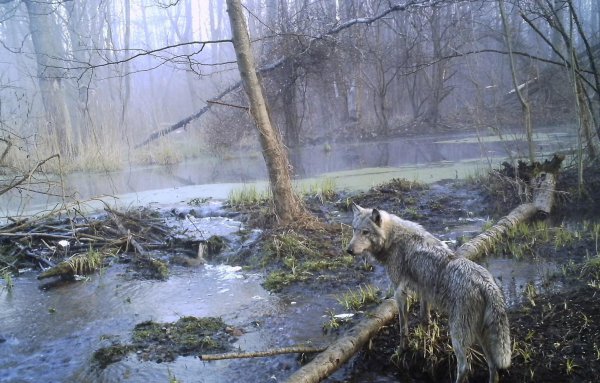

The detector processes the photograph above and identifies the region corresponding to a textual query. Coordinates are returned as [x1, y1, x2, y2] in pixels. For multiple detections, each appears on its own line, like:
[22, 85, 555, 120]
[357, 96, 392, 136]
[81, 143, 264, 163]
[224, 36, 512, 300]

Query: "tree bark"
[225, 0, 304, 224]
[25, 0, 76, 158]
[200, 345, 326, 361]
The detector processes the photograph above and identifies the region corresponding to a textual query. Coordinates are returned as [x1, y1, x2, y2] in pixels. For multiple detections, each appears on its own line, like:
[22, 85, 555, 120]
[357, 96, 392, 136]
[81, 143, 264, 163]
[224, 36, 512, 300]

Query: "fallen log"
[456, 169, 557, 261]
[284, 158, 562, 383]
[284, 300, 397, 383]
[200, 345, 327, 361]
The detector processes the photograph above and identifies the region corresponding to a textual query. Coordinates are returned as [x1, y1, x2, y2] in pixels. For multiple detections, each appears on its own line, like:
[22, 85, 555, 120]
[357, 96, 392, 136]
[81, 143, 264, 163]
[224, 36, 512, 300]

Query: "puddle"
[0, 262, 278, 383]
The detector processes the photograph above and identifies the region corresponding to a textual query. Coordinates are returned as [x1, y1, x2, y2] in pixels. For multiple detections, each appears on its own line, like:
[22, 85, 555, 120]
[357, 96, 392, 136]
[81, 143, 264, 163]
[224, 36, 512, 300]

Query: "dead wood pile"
[0, 206, 176, 280]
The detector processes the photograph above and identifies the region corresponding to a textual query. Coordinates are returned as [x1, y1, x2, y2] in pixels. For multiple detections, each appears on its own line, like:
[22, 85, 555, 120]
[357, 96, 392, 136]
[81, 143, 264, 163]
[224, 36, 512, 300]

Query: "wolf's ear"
[351, 202, 362, 215]
[371, 209, 382, 226]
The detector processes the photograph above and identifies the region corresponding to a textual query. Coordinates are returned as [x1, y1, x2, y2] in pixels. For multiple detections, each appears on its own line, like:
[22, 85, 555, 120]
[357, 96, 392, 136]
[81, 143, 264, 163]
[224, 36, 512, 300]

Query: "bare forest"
[3, 2, 600, 383]
[0, 0, 598, 174]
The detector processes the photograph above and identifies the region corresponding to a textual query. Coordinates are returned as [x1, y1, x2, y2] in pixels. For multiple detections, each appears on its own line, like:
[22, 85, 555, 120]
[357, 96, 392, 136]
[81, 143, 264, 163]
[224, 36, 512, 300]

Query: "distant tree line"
[0, 0, 598, 169]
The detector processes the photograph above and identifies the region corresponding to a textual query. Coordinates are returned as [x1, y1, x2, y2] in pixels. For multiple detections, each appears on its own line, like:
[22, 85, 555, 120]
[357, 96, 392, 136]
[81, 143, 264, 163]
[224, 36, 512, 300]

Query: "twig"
[107, 208, 148, 256]
[0, 154, 59, 197]
[206, 99, 249, 110]
[200, 345, 327, 361]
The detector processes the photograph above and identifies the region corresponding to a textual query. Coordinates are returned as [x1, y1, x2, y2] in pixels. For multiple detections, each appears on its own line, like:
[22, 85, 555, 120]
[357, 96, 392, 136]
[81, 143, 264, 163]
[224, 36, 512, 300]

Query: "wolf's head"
[346, 203, 388, 260]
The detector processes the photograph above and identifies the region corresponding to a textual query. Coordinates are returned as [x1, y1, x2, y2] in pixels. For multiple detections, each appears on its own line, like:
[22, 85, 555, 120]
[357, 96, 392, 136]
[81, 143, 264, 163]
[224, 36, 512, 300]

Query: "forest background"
[0, 0, 598, 191]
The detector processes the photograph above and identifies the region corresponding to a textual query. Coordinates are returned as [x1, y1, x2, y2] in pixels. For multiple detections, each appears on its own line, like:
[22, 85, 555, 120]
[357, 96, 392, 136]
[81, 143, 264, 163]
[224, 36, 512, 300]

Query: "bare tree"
[499, 0, 535, 163]
[23, 0, 76, 158]
[225, 0, 306, 224]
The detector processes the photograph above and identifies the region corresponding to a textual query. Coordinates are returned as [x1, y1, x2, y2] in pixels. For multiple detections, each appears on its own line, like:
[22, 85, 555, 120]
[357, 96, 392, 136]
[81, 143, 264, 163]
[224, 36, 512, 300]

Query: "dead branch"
[106, 207, 148, 256]
[0, 154, 59, 197]
[200, 345, 327, 361]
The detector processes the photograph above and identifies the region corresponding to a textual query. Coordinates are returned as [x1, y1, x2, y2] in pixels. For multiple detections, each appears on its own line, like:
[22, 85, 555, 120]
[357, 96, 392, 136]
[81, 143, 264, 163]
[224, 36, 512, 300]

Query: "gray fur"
[347, 204, 511, 383]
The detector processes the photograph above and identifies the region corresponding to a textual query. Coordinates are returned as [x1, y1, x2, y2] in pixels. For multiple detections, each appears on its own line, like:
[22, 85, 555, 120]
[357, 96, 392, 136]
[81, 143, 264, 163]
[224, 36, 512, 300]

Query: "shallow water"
[0, 264, 276, 383]
[0, 128, 576, 218]
[0, 129, 576, 382]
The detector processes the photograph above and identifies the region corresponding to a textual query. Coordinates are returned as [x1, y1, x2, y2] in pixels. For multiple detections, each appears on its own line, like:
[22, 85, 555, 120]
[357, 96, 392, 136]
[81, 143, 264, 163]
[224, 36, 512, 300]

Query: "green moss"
[92, 344, 134, 369]
[93, 316, 232, 369]
[263, 270, 307, 291]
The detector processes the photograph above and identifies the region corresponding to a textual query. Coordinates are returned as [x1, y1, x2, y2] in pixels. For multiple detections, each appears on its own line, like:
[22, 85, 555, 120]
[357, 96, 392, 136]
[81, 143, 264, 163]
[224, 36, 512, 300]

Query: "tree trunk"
[225, 0, 305, 224]
[25, 0, 76, 158]
[499, 0, 535, 164]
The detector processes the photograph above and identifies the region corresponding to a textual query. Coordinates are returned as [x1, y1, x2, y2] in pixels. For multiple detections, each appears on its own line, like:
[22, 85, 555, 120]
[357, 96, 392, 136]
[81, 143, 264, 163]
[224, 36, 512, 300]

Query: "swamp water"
[0, 129, 573, 382]
[0, 204, 559, 383]
[0, 206, 344, 383]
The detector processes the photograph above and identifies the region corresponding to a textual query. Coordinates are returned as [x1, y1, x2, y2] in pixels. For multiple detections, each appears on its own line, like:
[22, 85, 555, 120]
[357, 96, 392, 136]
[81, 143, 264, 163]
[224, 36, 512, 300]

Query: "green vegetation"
[297, 177, 337, 203]
[228, 185, 270, 207]
[392, 316, 453, 369]
[66, 249, 104, 275]
[491, 220, 600, 260]
[262, 230, 354, 292]
[93, 316, 232, 369]
[322, 310, 342, 332]
[1, 269, 13, 292]
[336, 284, 381, 311]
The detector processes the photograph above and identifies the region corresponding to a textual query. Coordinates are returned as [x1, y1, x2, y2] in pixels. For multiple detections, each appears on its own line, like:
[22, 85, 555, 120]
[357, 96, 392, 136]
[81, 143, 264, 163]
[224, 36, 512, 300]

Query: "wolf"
[346, 203, 511, 383]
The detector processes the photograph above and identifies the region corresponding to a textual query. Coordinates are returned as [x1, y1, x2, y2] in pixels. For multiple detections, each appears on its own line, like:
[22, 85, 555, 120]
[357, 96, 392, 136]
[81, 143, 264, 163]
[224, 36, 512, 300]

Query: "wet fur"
[347, 204, 511, 383]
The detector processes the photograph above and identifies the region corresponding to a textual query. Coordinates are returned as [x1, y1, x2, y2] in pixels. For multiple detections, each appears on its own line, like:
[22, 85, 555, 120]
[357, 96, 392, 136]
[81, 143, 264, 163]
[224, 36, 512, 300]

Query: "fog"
[0, 0, 598, 179]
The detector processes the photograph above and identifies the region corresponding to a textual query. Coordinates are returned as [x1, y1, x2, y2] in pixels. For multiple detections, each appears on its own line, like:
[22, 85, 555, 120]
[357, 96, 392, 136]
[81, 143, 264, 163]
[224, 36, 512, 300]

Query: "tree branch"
[0, 154, 59, 197]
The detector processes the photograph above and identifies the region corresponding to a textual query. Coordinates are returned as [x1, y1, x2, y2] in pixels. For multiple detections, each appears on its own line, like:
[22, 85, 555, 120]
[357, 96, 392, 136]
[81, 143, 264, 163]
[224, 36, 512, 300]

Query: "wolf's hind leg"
[450, 329, 470, 383]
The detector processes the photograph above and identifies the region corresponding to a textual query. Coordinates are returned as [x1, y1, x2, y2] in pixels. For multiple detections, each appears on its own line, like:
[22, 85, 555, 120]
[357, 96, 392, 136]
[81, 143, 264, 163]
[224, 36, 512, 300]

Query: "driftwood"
[200, 345, 327, 361]
[284, 159, 562, 383]
[0, 203, 178, 280]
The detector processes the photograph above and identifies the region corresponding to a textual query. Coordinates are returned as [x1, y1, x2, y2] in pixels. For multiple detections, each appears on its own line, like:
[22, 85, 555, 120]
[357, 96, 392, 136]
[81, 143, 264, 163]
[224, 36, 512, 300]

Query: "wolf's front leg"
[394, 288, 409, 350]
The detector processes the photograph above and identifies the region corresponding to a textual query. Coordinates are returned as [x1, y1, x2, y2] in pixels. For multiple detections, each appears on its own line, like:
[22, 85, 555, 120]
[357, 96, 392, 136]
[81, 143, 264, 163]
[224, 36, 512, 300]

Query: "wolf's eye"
[361, 229, 370, 235]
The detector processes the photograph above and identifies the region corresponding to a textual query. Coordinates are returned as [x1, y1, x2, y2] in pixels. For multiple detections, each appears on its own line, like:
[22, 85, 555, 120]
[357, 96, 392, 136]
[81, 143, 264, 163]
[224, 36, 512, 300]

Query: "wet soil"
[223, 165, 600, 383]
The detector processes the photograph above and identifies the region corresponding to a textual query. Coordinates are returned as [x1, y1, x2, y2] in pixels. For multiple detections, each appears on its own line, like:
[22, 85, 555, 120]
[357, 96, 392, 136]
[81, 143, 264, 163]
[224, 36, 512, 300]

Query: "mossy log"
[284, 159, 561, 383]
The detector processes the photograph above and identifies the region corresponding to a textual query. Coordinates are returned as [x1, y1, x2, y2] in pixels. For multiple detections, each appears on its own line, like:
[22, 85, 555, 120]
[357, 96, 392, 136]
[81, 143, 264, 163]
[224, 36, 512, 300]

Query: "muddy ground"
[226, 165, 600, 383]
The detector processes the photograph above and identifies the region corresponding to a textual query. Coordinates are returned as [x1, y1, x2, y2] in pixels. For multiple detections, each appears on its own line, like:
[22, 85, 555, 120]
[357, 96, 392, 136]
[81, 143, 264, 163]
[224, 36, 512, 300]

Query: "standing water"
[0, 129, 574, 382]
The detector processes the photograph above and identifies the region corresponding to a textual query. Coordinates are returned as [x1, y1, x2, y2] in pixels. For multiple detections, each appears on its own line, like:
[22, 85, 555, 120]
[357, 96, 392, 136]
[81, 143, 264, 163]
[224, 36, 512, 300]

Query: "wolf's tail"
[483, 285, 512, 369]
